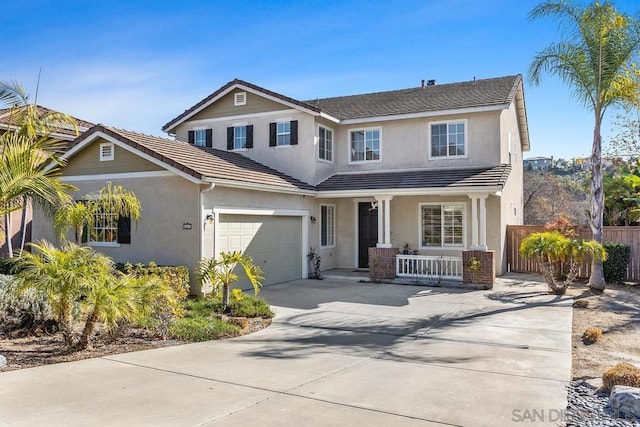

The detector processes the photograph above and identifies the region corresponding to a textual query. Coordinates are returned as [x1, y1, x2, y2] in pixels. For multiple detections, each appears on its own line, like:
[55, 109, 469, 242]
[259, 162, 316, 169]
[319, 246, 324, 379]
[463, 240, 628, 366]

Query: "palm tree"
[520, 231, 606, 294]
[529, 0, 640, 290]
[53, 182, 141, 245]
[0, 80, 79, 255]
[198, 251, 264, 313]
[0, 132, 75, 257]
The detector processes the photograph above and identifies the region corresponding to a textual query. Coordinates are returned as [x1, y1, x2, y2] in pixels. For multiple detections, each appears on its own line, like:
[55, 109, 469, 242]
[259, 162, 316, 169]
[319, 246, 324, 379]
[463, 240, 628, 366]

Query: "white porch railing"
[396, 254, 463, 280]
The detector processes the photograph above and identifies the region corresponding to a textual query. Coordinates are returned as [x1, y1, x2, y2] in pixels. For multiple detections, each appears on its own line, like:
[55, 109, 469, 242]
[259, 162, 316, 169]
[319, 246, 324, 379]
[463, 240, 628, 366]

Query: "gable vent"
[99, 142, 114, 161]
[234, 92, 247, 106]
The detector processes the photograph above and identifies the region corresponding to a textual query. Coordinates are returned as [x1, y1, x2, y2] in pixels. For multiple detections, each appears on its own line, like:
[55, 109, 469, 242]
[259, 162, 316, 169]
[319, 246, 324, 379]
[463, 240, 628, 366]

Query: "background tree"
[603, 161, 640, 225]
[529, 0, 640, 290]
[523, 169, 589, 225]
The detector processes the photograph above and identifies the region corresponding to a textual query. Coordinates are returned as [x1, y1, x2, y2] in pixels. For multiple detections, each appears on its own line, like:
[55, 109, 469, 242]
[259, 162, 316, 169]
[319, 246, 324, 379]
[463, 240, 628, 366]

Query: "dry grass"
[602, 362, 640, 392]
[581, 327, 603, 344]
[568, 282, 640, 381]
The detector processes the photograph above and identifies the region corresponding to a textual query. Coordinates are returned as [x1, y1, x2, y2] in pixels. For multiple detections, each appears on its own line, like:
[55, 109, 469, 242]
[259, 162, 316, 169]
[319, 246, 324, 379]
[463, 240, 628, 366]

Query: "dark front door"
[358, 202, 378, 268]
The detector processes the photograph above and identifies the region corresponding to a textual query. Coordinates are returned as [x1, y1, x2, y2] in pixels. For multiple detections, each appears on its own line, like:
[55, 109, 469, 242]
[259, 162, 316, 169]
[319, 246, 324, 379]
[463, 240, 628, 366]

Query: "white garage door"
[217, 214, 302, 289]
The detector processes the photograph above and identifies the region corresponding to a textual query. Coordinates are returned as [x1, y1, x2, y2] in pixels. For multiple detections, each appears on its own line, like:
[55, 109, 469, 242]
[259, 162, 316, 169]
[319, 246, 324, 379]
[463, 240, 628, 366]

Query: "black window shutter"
[227, 127, 234, 150]
[246, 125, 253, 148]
[117, 216, 131, 244]
[269, 123, 276, 146]
[188, 131, 195, 144]
[290, 120, 298, 145]
[205, 129, 213, 147]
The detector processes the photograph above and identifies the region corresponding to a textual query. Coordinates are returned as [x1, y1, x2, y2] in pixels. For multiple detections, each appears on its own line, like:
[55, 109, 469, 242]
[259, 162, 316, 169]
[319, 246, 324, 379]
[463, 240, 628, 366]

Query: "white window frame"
[418, 202, 465, 249]
[348, 127, 382, 164]
[233, 124, 247, 150]
[318, 125, 334, 163]
[99, 142, 114, 161]
[234, 91, 247, 106]
[276, 121, 291, 146]
[428, 119, 468, 160]
[193, 129, 207, 147]
[87, 206, 120, 248]
[319, 204, 336, 248]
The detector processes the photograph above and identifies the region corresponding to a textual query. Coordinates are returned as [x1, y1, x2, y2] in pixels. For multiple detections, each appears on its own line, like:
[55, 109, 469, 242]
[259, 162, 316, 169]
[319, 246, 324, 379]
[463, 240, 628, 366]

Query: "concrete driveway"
[0, 275, 572, 426]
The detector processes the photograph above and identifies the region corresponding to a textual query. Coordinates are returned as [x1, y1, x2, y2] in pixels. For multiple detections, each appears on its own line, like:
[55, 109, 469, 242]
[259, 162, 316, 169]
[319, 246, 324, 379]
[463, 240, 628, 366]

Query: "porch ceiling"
[316, 164, 511, 194]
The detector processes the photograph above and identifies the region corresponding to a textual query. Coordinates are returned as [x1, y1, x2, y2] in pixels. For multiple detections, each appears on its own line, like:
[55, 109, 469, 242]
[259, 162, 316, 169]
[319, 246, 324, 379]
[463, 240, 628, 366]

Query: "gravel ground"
[566, 380, 640, 426]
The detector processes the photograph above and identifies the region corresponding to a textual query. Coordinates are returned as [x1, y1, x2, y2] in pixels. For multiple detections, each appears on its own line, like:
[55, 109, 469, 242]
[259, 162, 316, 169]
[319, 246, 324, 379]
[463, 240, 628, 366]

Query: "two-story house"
[34, 75, 529, 291]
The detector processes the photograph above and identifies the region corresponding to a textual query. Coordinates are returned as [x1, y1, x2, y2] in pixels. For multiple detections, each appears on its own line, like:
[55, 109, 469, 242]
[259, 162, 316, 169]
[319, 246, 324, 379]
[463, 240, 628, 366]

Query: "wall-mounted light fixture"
[182, 223, 192, 230]
[205, 214, 215, 224]
[310, 216, 317, 224]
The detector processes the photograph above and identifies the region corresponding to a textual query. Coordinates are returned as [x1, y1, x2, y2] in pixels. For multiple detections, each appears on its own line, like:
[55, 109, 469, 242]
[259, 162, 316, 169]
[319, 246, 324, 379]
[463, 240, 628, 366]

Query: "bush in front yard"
[603, 243, 631, 284]
[0, 274, 52, 332]
[169, 317, 241, 341]
[603, 362, 640, 392]
[117, 262, 190, 300]
[227, 292, 273, 318]
[582, 327, 603, 344]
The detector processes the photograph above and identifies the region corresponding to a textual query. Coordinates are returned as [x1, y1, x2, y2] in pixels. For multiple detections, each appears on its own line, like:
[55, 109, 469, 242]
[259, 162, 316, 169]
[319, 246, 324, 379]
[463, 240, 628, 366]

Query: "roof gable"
[162, 79, 326, 134]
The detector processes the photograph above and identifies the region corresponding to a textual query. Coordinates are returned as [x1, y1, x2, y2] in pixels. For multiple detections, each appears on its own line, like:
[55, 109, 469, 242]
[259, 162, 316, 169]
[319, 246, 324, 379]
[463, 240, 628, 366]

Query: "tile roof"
[71, 125, 315, 191]
[303, 75, 522, 120]
[162, 75, 523, 132]
[316, 165, 512, 192]
[162, 78, 322, 133]
[0, 105, 93, 139]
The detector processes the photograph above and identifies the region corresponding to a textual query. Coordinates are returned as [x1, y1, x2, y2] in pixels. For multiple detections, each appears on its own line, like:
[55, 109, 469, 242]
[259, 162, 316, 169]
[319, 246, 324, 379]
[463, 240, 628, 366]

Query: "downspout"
[199, 183, 216, 263]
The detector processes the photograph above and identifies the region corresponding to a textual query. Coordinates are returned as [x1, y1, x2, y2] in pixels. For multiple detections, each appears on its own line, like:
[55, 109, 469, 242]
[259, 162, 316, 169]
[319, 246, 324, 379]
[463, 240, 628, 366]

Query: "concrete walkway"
[0, 274, 572, 426]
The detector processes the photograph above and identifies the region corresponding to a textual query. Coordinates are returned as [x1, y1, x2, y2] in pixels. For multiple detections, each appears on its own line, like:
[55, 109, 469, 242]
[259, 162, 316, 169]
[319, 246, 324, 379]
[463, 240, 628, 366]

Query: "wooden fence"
[506, 225, 640, 282]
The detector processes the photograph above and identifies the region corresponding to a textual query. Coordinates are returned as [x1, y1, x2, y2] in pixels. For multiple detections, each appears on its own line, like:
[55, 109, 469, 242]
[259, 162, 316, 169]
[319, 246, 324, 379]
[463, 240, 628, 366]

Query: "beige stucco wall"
[62, 138, 164, 175]
[31, 175, 201, 278]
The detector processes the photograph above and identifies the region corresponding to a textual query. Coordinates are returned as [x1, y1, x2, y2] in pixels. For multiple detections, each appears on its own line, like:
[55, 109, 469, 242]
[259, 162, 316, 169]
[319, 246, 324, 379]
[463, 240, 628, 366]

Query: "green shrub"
[182, 297, 222, 317]
[117, 262, 190, 300]
[0, 274, 52, 331]
[603, 243, 631, 284]
[228, 293, 274, 318]
[169, 317, 241, 341]
[603, 362, 640, 392]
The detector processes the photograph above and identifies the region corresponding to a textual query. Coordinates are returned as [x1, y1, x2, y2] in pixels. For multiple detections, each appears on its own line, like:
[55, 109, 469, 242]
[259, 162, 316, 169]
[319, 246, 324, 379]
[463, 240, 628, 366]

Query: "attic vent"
[234, 92, 247, 106]
[99, 142, 114, 161]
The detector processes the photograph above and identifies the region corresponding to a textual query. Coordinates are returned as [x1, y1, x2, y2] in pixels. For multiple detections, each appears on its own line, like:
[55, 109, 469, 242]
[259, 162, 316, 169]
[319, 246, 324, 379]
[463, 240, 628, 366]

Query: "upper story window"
[269, 120, 298, 147]
[430, 120, 467, 158]
[420, 203, 464, 248]
[320, 204, 335, 247]
[350, 128, 380, 163]
[194, 130, 207, 147]
[277, 122, 290, 145]
[99, 143, 114, 161]
[318, 126, 333, 162]
[227, 125, 253, 150]
[188, 129, 212, 147]
[234, 92, 247, 106]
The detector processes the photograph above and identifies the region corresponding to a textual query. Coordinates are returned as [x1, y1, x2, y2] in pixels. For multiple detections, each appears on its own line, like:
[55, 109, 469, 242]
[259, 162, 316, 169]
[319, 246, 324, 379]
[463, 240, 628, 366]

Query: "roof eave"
[338, 104, 509, 125]
[315, 186, 505, 198]
[203, 177, 317, 196]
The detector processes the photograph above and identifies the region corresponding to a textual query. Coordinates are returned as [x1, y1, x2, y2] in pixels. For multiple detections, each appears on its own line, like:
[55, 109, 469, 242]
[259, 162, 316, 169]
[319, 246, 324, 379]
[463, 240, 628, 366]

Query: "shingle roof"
[316, 165, 511, 192]
[0, 105, 93, 139]
[303, 76, 522, 120]
[71, 125, 315, 191]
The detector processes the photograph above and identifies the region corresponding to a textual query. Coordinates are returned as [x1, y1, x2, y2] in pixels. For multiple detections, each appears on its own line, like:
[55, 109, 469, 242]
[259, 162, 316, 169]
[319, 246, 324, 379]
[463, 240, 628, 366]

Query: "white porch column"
[469, 194, 488, 251]
[470, 196, 479, 248]
[375, 195, 393, 248]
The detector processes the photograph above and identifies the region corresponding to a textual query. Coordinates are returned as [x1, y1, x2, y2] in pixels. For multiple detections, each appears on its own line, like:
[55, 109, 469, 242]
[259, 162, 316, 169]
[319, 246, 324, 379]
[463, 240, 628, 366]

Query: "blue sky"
[1, 0, 637, 160]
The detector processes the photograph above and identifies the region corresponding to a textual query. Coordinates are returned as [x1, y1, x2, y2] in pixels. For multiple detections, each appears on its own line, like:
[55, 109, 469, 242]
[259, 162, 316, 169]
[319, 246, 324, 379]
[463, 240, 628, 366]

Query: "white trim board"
[59, 171, 176, 182]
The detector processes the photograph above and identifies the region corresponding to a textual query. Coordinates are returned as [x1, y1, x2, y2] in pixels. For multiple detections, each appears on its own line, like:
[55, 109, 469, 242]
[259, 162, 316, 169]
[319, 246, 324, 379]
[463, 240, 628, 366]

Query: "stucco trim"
[203, 178, 317, 196]
[316, 187, 504, 198]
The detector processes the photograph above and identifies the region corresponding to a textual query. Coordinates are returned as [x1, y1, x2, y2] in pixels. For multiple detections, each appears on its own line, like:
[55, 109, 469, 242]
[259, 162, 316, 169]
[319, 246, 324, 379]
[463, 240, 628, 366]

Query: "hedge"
[116, 262, 190, 299]
[603, 243, 631, 285]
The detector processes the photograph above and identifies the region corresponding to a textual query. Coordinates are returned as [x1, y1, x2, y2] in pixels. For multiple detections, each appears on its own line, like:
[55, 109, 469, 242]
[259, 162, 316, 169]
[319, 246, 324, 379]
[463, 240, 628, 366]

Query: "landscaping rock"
[610, 385, 640, 420]
[0, 354, 6, 368]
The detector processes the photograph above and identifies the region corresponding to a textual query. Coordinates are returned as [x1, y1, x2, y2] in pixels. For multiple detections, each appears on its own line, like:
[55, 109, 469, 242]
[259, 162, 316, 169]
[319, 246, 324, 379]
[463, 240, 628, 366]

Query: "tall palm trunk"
[19, 196, 28, 255]
[222, 283, 231, 313]
[588, 117, 606, 290]
[4, 211, 13, 258]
